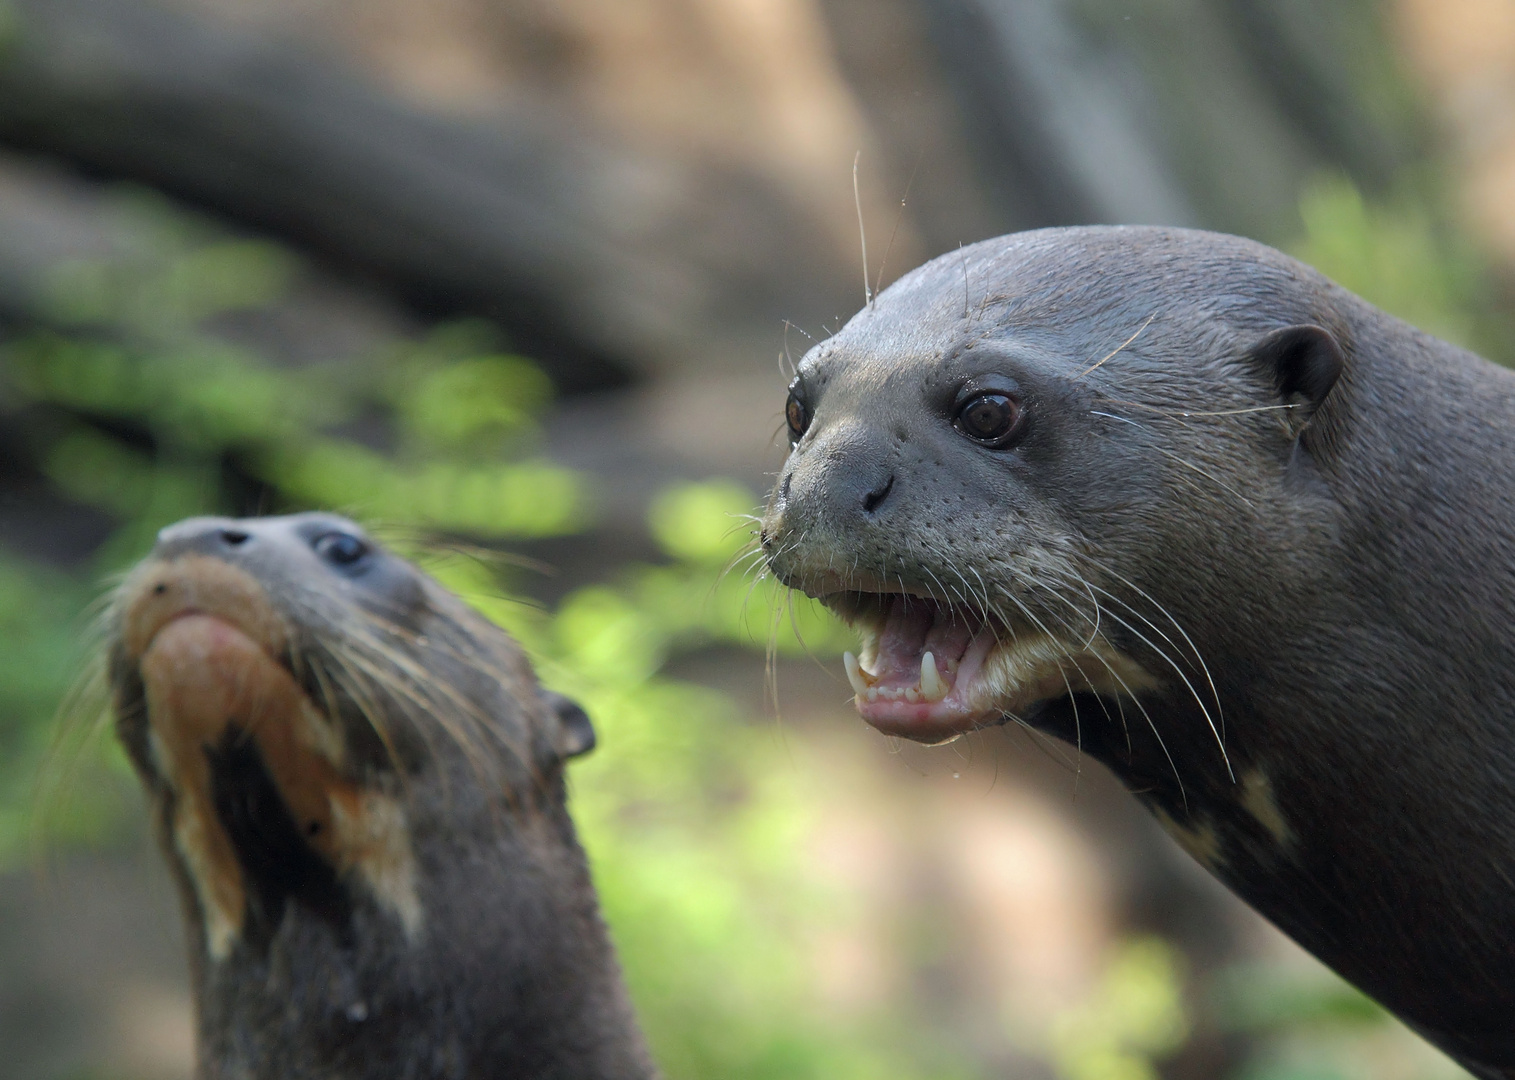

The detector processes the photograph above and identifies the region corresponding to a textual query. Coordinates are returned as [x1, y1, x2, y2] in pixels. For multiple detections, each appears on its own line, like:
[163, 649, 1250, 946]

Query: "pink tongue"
[870, 598, 976, 686]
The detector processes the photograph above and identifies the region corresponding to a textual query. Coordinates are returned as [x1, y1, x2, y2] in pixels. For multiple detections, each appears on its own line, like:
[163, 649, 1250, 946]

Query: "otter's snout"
[154, 515, 261, 561]
[762, 419, 906, 596]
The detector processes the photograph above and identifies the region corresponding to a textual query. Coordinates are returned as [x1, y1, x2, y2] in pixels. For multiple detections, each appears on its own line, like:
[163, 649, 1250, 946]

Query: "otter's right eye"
[785, 382, 811, 444]
[954, 392, 1023, 446]
[314, 531, 369, 568]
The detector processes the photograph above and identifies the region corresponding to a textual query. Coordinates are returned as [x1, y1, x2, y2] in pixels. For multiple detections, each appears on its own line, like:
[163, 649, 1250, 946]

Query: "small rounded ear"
[542, 691, 596, 761]
[1249, 324, 1343, 415]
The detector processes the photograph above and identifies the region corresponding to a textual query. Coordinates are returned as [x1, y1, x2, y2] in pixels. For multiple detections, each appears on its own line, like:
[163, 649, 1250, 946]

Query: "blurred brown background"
[1, 0, 1512, 1077]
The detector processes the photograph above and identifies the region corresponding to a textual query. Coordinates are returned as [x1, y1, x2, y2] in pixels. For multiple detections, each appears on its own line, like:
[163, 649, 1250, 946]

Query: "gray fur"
[762, 227, 1515, 1077]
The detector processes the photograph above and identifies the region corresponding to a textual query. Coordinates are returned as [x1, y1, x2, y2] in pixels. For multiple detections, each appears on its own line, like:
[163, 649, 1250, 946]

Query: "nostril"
[219, 528, 250, 547]
[778, 473, 792, 501]
[861, 474, 895, 514]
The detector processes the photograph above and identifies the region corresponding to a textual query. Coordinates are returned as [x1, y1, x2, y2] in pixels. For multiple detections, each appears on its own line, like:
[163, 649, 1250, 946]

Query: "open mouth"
[831, 592, 1151, 744]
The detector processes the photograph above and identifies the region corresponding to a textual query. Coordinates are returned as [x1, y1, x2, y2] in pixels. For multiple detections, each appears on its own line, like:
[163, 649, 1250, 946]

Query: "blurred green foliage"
[1048, 938, 1189, 1080]
[1213, 964, 1385, 1033]
[0, 179, 1491, 1078]
[1289, 175, 1514, 363]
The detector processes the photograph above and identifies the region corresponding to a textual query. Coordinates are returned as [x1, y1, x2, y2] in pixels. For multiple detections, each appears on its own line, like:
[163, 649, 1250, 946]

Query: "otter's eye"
[314, 531, 369, 567]
[785, 385, 811, 444]
[955, 392, 1022, 445]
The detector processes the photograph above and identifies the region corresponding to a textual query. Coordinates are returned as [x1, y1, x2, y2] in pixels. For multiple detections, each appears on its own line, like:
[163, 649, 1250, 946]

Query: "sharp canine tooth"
[920, 651, 948, 702]
[844, 652, 869, 696]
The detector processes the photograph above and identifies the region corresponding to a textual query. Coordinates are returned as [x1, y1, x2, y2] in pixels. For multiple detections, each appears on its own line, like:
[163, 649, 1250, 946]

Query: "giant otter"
[760, 226, 1515, 1076]
[106, 513, 656, 1079]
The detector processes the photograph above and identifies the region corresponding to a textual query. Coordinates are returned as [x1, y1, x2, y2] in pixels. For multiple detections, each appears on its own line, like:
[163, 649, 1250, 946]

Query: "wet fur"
[762, 226, 1515, 1077]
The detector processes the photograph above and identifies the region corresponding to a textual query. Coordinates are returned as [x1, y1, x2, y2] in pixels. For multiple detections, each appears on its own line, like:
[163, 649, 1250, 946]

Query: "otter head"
[761, 226, 1345, 753]
[106, 513, 653, 1079]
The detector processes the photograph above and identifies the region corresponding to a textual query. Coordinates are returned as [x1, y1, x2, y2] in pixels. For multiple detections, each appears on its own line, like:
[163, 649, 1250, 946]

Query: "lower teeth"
[850, 650, 952, 705]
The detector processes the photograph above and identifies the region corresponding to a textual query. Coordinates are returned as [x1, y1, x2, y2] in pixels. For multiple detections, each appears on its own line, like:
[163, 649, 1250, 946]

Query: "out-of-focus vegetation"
[1289, 175, 1515, 361]
[1046, 938, 1188, 1080]
[0, 182, 1486, 1078]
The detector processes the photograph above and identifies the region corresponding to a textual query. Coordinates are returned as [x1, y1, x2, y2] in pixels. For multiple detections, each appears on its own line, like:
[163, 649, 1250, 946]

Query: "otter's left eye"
[785, 384, 811, 444]
[314, 531, 369, 567]
[955, 393, 1022, 445]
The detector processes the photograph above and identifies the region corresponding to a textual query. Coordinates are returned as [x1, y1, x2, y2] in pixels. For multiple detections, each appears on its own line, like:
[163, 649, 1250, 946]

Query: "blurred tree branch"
[0, 0, 860, 393]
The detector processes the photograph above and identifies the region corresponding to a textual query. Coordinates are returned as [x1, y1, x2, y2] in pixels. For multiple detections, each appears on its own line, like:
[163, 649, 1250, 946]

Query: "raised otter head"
[106, 512, 655, 1079]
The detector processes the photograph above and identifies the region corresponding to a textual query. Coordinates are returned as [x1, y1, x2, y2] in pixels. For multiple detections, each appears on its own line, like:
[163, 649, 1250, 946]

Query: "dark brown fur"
[106, 513, 656, 1079]
[762, 226, 1515, 1077]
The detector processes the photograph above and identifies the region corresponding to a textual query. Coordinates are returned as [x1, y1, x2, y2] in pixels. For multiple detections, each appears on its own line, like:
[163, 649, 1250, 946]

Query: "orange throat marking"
[131, 572, 421, 960]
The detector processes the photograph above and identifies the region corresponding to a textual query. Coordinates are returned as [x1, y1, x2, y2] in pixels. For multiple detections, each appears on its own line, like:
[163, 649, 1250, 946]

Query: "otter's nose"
[829, 454, 897, 522]
[775, 420, 901, 533]
[860, 473, 895, 515]
[153, 516, 257, 561]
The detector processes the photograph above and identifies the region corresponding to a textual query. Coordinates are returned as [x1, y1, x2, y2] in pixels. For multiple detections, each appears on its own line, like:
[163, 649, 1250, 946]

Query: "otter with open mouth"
[761, 226, 1515, 1076]
[104, 512, 656, 1079]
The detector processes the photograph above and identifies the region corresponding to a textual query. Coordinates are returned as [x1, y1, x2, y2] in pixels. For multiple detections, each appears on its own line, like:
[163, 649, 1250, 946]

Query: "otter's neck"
[1041, 642, 1515, 1075]
[161, 761, 657, 1079]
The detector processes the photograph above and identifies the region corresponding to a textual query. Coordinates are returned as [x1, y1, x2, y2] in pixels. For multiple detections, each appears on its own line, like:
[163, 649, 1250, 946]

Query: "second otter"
[762, 227, 1515, 1077]
[107, 513, 656, 1079]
